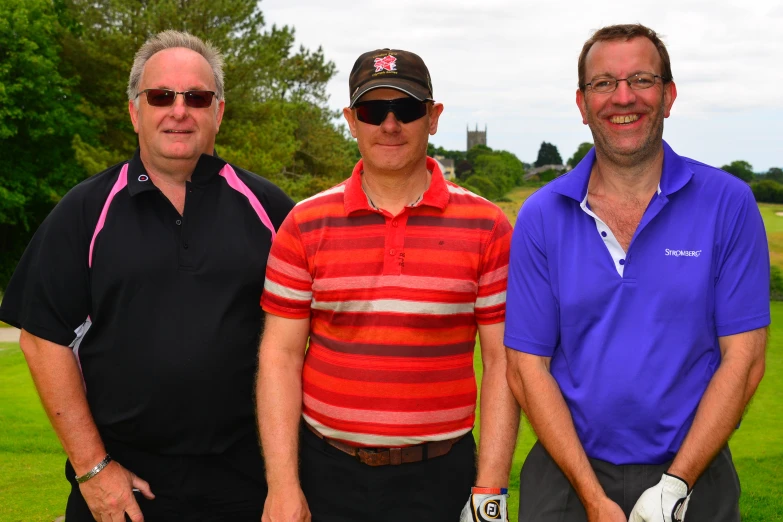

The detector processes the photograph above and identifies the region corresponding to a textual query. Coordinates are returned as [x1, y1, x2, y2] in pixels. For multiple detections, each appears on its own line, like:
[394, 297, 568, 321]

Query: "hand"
[261, 485, 311, 522]
[584, 495, 626, 522]
[629, 473, 691, 522]
[78, 461, 154, 522]
[459, 487, 508, 522]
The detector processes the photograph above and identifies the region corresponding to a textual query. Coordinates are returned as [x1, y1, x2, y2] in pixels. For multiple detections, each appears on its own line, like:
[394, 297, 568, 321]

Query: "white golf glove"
[459, 487, 508, 522]
[628, 473, 692, 522]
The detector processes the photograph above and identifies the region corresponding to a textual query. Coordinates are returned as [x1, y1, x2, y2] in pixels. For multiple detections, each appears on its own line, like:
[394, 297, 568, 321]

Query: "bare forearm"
[668, 331, 766, 486]
[257, 348, 305, 489]
[507, 352, 606, 510]
[20, 330, 106, 475]
[476, 360, 519, 486]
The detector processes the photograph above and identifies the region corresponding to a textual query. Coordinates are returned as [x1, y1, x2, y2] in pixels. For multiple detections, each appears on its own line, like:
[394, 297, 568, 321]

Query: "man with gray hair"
[0, 30, 293, 520]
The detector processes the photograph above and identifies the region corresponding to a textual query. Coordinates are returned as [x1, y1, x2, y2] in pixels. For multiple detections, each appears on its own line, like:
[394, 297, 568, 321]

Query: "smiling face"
[128, 47, 225, 173]
[576, 37, 676, 166]
[342, 88, 443, 175]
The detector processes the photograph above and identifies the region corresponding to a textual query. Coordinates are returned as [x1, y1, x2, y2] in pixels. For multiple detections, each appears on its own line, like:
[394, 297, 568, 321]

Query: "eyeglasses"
[137, 88, 217, 108]
[584, 72, 665, 94]
[353, 98, 428, 125]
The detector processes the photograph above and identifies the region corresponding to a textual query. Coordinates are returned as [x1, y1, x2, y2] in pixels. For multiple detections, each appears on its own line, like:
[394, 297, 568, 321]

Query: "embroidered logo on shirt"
[665, 249, 702, 258]
[374, 55, 397, 72]
[138, 174, 149, 182]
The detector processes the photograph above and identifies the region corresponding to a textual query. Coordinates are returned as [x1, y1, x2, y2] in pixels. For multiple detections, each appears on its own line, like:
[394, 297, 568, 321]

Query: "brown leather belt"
[305, 423, 465, 466]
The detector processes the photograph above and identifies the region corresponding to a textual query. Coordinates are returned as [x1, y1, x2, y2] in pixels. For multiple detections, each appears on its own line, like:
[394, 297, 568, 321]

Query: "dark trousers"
[518, 441, 741, 521]
[300, 425, 476, 522]
[65, 433, 267, 521]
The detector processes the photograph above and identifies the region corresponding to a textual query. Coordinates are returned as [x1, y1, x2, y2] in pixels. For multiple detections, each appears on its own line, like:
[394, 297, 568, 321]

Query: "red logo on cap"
[374, 55, 397, 72]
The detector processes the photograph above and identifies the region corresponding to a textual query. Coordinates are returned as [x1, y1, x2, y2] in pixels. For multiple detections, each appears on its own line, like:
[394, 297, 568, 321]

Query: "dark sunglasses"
[353, 98, 428, 125]
[138, 88, 216, 108]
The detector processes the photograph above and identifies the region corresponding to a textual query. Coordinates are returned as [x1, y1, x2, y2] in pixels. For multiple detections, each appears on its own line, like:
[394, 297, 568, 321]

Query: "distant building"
[467, 124, 487, 150]
[434, 156, 456, 180]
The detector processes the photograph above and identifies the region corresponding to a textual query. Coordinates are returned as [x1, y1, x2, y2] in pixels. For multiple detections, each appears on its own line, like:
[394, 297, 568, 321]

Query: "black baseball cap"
[349, 48, 433, 107]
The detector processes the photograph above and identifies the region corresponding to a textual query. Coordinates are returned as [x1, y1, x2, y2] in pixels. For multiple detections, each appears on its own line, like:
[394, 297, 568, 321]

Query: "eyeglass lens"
[354, 98, 428, 125]
[589, 73, 659, 93]
[143, 89, 215, 108]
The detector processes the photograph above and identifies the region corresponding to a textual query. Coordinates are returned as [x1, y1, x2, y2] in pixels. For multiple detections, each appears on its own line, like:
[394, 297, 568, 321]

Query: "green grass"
[473, 304, 783, 521]
[0, 343, 68, 522]
[1, 195, 781, 521]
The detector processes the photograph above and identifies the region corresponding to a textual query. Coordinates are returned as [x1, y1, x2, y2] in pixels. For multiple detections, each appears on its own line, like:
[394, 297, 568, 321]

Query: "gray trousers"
[519, 442, 741, 521]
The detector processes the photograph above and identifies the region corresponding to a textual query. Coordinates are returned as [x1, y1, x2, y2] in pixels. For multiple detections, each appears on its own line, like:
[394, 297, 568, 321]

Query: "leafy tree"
[428, 144, 466, 163]
[461, 148, 526, 200]
[534, 141, 563, 167]
[721, 160, 754, 182]
[765, 167, 783, 183]
[59, 0, 352, 187]
[0, 0, 93, 291]
[567, 142, 593, 167]
[750, 180, 783, 204]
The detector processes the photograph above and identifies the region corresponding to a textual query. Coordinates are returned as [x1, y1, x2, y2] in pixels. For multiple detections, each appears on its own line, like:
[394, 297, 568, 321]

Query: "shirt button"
[619, 259, 625, 265]
[392, 220, 398, 227]
[601, 231, 607, 237]
[183, 242, 189, 249]
[389, 249, 396, 256]
[176, 219, 182, 226]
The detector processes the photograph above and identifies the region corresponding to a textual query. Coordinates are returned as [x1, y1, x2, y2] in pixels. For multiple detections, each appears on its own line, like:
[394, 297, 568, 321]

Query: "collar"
[126, 148, 227, 197]
[343, 156, 450, 214]
[551, 140, 694, 202]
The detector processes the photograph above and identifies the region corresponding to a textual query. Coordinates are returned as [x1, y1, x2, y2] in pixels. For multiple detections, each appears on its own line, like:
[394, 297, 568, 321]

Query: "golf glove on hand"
[459, 487, 508, 522]
[629, 473, 692, 522]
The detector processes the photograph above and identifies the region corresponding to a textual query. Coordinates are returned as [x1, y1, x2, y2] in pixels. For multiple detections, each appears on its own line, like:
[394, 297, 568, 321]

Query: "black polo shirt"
[0, 150, 294, 455]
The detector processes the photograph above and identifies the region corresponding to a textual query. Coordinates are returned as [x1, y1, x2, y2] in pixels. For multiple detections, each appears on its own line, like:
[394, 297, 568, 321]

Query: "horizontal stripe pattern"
[262, 157, 511, 446]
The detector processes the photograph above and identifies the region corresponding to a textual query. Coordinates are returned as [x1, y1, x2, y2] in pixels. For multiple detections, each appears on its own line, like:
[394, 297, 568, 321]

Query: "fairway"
[1, 196, 782, 521]
[2, 309, 783, 521]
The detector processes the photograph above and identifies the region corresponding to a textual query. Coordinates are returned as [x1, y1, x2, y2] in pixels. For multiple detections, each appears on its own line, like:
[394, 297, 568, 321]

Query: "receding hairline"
[139, 47, 218, 90]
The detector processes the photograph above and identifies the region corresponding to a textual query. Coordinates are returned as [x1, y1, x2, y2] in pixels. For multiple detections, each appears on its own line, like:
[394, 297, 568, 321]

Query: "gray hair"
[127, 30, 225, 103]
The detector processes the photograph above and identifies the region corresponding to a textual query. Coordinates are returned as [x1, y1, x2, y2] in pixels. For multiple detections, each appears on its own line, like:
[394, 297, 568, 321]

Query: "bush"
[751, 180, 783, 204]
[771, 266, 783, 301]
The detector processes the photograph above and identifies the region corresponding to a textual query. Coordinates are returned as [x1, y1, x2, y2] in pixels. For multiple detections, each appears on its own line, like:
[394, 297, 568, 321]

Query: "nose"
[611, 79, 637, 105]
[379, 110, 402, 132]
[169, 93, 189, 118]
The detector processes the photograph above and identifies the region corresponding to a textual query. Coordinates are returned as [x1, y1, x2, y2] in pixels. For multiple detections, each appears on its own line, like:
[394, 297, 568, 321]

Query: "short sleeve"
[475, 212, 512, 324]
[261, 210, 314, 319]
[503, 200, 560, 355]
[0, 188, 93, 346]
[714, 189, 771, 336]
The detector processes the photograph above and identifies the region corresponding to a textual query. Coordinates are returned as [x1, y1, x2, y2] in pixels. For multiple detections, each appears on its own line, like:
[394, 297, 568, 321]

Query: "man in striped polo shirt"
[257, 48, 520, 522]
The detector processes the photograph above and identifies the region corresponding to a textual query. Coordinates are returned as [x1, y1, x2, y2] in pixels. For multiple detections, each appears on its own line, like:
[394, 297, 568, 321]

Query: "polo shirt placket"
[262, 157, 511, 447]
[0, 149, 294, 455]
[504, 141, 770, 465]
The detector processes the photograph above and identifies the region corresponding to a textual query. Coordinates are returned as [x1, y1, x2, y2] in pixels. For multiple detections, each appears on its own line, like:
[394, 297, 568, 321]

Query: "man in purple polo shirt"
[505, 24, 769, 522]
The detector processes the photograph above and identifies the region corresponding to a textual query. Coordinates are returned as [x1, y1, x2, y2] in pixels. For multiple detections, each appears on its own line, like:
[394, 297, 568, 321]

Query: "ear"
[663, 81, 677, 118]
[215, 99, 225, 132]
[428, 102, 444, 135]
[576, 89, 588, 125]
[343, 107, 358, 138]
[129, 99, 140, 133]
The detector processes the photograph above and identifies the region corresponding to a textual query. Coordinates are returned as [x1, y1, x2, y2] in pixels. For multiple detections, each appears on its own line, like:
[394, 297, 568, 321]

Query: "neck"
[362, 160, 431, 216]
[140, 151, 201, 186]
[589, 144, 664, 200]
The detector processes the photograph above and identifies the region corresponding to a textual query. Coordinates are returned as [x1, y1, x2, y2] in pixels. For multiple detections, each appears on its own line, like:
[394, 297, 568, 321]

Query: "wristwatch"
[75, 454, 113, 483]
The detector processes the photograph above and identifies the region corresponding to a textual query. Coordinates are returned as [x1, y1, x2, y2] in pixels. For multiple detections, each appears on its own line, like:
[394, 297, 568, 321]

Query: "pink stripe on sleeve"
[218, 164, 277, 241]
[89, 163, 129, 268]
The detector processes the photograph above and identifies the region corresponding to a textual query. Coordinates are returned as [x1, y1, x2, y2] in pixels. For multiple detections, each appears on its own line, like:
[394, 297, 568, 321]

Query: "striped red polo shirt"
[261, 157, 511, 447]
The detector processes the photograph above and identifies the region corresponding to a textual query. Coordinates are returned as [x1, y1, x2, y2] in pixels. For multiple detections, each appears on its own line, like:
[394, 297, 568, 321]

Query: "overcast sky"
[262, 0, 782, 171]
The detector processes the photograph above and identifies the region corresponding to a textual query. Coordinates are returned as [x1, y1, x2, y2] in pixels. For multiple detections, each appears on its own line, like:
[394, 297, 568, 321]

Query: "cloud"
[262, 0, 783, 170]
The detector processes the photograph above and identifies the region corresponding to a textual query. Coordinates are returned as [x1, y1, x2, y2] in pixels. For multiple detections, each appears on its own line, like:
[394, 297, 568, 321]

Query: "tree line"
[1, 0, 359, 291]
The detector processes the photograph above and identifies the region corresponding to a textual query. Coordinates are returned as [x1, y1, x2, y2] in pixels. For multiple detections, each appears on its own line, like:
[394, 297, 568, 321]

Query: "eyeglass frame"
[582, 72, 669, 94]
[136, 88, 218, 108]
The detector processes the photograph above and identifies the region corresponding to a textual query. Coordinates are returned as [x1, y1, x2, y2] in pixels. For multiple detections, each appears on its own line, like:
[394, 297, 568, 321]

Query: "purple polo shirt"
[505, 141, 770, 465]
